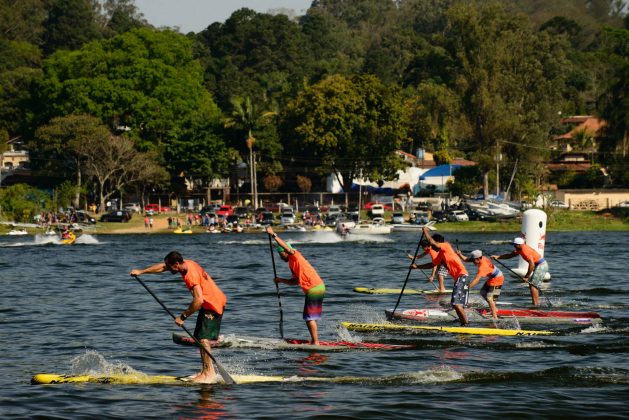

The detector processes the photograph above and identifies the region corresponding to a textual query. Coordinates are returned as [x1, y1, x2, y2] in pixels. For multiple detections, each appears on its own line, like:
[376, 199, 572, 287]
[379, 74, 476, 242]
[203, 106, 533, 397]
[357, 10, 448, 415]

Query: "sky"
[134, 0, 313, 33]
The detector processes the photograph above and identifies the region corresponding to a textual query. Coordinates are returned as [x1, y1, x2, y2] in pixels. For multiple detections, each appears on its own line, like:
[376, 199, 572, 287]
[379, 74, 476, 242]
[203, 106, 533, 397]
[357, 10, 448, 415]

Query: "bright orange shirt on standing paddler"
[477, 256, 504, 286]
[181, 260, 226, 315]
[287, 251, 324, 293]
[516, 244, 542, 264]
[434, 242, 468, 279]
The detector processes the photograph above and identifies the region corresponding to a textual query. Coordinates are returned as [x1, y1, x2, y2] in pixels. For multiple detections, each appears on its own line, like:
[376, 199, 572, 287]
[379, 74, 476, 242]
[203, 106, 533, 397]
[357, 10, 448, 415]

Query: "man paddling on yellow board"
[130, 251, 227, 383]
[266, 226, 326, 345]
[411, 227, 470, 326]
[457, 249, 504, 319]
[491, 237, 549, 306]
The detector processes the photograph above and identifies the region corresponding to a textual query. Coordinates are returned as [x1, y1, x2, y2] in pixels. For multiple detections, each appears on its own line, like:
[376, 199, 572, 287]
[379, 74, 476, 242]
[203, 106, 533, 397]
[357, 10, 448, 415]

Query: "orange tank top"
[181, 260, 227, 315]
[288, 251, 324, 293]
[435, 242, 468, 279]
[516, 244, 542, 264]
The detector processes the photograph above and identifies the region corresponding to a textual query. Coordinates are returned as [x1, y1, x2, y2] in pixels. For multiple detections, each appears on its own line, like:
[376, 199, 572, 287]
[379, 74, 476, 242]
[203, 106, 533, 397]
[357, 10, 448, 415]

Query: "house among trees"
[550, 116, 606, 168]
[0, 137, 30, 186]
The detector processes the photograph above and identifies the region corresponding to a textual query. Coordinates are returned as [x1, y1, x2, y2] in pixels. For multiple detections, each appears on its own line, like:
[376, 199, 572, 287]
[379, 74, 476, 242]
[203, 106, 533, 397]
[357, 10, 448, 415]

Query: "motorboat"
[7, 229, 28, 236]
[390, 220, 437, 232]
[466, 200, 519, 220]
[173, 226, 193, 234]
[347, 218, 391, 235]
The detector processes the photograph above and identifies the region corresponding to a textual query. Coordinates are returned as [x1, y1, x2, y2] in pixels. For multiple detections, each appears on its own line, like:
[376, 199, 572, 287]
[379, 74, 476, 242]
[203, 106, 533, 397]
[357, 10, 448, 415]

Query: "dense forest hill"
[0, 0, 627, 216]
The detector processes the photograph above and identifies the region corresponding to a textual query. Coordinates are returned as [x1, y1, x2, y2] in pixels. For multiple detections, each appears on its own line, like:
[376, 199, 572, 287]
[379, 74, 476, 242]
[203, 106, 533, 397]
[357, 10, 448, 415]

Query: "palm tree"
[572, 128, 596, 164]
[223, 96, 276, 208]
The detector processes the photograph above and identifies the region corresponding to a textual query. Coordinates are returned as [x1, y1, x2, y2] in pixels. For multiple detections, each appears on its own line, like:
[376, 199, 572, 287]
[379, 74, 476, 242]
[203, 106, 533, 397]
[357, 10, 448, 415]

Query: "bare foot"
[190, 373, 220, 384]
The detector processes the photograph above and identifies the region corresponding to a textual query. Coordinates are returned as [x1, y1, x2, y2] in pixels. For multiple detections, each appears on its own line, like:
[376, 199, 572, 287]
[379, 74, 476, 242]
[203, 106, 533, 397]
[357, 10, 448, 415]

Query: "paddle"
[491, 257, 552, 307]
[389, 232, 425, 319]
[407, 251, 437, 291]
[268, 234, 284, 339]
[131, 275, 235, 385]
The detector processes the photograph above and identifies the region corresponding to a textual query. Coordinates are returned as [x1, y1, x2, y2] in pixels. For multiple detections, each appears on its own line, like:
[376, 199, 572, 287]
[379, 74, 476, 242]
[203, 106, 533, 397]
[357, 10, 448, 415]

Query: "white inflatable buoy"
[513, 209, 551, 280]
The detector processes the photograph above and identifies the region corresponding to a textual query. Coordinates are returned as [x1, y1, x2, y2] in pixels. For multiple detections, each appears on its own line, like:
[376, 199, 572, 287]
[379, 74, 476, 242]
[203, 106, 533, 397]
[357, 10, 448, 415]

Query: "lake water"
[1, 230, 628, 418]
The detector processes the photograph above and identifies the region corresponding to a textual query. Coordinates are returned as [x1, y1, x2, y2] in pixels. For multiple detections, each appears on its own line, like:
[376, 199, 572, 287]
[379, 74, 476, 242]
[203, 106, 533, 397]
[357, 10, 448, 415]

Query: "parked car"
[225, 215, 240, 225]
[415, 201, 433, 211]
[447, 210, 469, 222]
[280, 210, 296, 225]
[364, 201, 392, 211]
[617, 201, 629, 208]
[100, 210, 131, 222]
[347, 203, 360, 217]
[144, 204, 171, 213]
[368, 204, 385, 217]
[430, 210, 448, 223]
[216, 205, 234, 217]
[234, 206, 251, 218]
[76, 210, 96, 224]
[391, 212, 405, 224]
[410, 211, 430, 225]
[550, 200, 569, 209]
[258, 212, 275, 225]
[123, 203, 141, 213]
[199, 204, 221, 215]
[327, 205, 342, 216]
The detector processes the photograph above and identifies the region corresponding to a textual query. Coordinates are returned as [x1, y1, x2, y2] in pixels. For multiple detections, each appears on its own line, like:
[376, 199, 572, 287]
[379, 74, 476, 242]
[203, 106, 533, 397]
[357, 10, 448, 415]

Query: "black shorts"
[194, 307, 223, 341]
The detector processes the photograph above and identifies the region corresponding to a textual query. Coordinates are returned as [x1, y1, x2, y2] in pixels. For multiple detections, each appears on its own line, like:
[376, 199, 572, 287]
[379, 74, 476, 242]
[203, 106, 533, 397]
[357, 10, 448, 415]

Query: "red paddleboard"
[487, 309, 601, 318]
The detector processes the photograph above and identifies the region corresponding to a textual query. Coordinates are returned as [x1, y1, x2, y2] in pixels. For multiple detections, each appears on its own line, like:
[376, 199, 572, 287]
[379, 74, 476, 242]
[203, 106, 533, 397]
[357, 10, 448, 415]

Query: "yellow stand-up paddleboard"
[353, 287, 452, 295]
[340, 322, 554, 336]
[31, 373, 322, 385]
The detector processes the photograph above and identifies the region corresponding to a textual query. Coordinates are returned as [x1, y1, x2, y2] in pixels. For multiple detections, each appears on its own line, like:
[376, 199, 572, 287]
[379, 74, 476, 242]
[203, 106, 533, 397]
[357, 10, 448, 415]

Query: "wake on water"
[0, 234, 102, 247]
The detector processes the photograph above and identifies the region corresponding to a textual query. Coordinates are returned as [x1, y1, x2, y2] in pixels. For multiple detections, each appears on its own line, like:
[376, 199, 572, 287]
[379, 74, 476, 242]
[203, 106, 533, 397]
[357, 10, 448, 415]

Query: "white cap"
[470, 250, 482, 259]
[512, 237, 525, 245]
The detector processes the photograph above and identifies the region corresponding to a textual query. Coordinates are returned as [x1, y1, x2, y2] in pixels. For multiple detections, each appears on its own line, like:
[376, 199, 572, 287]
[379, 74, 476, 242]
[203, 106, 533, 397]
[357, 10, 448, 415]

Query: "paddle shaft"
[268, 234, 284, 338]
[390, 232, 425, 319]
[132, 275, 235, 385]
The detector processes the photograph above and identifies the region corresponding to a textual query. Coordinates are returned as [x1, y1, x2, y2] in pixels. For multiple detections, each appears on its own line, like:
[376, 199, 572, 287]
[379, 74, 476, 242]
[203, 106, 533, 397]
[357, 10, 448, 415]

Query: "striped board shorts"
[529, 261, 549, 289]
[303, 284, 325, 321]
[450, 275, 470, 306]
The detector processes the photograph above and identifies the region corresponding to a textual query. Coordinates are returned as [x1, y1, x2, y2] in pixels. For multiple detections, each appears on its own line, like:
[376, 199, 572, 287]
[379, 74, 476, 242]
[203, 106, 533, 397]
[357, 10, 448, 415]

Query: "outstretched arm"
[456, 249, 470, 262]
[490, 250, 518, 260]
[266, 226, 295, 256]
[422, 226, 442, 250]
[130, 262, 167, 277]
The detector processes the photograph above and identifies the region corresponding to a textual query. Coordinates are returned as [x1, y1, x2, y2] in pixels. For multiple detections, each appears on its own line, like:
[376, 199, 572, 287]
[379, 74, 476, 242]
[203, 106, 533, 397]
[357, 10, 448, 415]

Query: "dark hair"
[420, 239, 430, 247]
[432, 234, 445, 243]
[164, 251, 184, 265]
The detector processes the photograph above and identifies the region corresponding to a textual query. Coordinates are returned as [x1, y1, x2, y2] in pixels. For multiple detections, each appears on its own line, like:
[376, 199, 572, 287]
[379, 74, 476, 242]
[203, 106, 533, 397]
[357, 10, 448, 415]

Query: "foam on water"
[70, 350, 139, 376]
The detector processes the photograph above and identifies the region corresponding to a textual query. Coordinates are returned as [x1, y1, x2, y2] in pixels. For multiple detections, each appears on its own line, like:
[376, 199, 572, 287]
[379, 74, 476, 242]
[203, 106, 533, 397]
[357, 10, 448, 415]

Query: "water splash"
[70, 350, 139, 376]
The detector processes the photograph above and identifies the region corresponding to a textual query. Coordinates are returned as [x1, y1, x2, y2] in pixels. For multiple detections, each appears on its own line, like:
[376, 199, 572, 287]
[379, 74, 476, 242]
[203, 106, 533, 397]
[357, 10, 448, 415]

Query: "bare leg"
[191, 339, 217, 383]
[530, 285, 540, 306]
[306, 320, 319, 345]
[453, 304, 468, 326]
[487, 298, 498, 319]
[437, 274, 446, 292]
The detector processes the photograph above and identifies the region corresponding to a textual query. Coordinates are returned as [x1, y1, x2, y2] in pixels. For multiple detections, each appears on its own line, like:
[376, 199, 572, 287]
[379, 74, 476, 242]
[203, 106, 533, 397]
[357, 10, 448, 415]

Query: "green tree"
[0, 183, 50, 222]
[282, 74, 408, 193]
[42, 0, 102, 55]
[32, 114, 110, 208]
[32, 28, 228, 184]
[597, 26, 629, 185]
[197, 8, 312, 109]
[441, 1, 565, 197]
